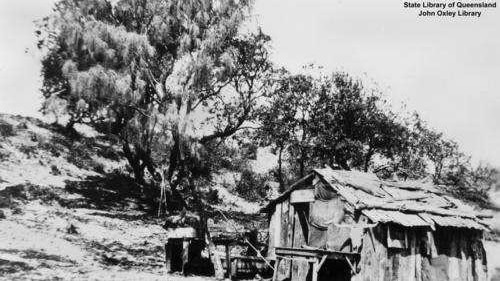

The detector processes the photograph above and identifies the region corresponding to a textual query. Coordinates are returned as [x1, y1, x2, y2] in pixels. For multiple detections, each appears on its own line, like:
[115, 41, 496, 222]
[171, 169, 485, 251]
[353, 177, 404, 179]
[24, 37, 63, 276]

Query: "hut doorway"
[169, 240, 184, 272]
[317, 259, 352, 281]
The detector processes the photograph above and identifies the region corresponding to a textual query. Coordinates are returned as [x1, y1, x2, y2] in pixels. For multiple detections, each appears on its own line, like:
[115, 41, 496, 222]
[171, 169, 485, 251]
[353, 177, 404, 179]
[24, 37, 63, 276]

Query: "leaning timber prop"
[216, 209, 276, 272]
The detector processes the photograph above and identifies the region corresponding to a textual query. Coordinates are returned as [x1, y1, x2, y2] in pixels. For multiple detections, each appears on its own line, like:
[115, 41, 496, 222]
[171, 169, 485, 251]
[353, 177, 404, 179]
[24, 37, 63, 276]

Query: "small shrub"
[16, 122, 28, 130]
[0, 184, 60, 203]
[66, 223, 78, 234]
[26, 185, 61, 203]
[66, 142, 92, 168]
[30, 132, 38, 142]
[0, 184, 28, 200]
[0, 121, 14, 137]
[99, 146, 120, 161]
[0, 150, 10, 161]
[92, 162, 105, 174]
[50, 165, 61, 175]
[205, 188, 221, 205]
[12, 206, 23, 215]
[0, 196, 10, 208]
[234, 170, 270, 202]
[38, 142, 62, 157]
[18, 145, 36, 158]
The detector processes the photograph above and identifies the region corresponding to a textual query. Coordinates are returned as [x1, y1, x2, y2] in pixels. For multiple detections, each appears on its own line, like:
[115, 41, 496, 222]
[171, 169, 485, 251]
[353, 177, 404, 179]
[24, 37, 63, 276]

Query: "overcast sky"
[0, 0, 499, 166]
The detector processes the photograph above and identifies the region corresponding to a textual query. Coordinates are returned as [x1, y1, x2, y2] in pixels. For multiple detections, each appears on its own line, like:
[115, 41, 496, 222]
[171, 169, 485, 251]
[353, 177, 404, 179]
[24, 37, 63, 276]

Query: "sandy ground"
[0, 200, 165, 280]
[0, 114, 260, 280]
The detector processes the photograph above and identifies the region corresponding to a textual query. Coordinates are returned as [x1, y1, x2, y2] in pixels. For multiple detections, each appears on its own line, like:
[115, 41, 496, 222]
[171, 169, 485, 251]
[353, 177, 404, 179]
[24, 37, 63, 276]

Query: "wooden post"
[182, 239, 190, 275]
[231, 257, 237, 278]
[272, 257, 280, 281]
[206, 233, 224, 280]
[312, 259, 319, 281]
[165, 242, 172, 272]
[225, 243, 232, 279]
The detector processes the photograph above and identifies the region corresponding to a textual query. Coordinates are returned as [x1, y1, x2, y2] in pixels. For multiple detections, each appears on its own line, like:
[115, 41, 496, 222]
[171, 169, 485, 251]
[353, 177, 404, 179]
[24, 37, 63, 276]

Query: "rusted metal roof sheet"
[382, 179, 442, 193]
[313, 168, 491, 228]
[317, 168, 387, 197]
[362, 209, 429, 227]
[421, 214, 486, 230]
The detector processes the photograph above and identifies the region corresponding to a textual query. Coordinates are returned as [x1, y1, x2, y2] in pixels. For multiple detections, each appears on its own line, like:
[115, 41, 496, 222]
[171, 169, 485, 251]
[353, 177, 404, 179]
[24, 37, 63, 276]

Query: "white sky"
[0, 0, 499, 166]
[254, 0, 500, 167]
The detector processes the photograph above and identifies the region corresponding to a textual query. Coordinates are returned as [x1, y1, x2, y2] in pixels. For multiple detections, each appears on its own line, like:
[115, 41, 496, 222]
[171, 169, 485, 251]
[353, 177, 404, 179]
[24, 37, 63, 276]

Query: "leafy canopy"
[38, 0, 272, 210]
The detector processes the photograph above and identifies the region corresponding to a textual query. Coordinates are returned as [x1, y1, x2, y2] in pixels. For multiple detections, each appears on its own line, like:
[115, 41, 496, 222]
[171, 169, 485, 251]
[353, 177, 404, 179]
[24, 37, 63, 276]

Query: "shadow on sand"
[62, 173, 159, 215]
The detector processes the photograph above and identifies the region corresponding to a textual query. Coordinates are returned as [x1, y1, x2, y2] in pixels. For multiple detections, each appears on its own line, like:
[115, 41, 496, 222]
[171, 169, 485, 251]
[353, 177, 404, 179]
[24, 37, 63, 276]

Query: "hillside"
[0, 114, 261, 280]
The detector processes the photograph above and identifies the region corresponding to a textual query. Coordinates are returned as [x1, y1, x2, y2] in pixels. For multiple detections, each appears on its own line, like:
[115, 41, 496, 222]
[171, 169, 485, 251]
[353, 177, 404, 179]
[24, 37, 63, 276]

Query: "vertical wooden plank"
[471, 232, 487, 281]
[287, 201, 295, 248]
[182, 239, 190, 275]
[268, 204, 282, 259]
[312, 259, 319, 281]
[426, 230, 438, 258]
[286, 200, 295, 280]
[355, 224, 387, 281]
[409, 231, 416, 281]
[449, 232, 460, 281]
[231, 258, 237, 278]
[225, 244, 232, 279]
[295, 260, 310, 281]
[268, 211, 275, 259]
[281, 202, 289, 247]
[165, 241, 172, 272]
[400, 230, 414, 281]
[377, 226, 391, 281]
[459, 231, 473, 281]
[291, 204, 310, 281]
[272, 257, 280, 281]
[278, 202, 289, 279]
[415, 231, 422, 281]
[291, 206, 304, 281]
[206, 232, 224, 280]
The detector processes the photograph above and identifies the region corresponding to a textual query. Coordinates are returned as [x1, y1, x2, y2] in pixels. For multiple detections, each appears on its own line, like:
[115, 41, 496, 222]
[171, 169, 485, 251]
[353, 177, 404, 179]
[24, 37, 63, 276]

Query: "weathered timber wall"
[276, 198, 292, 280]
[268, 202, 282, 260]
[291, 203, 310, 281]
[267, 189, 488, 281]
[354, 226, 488, 281]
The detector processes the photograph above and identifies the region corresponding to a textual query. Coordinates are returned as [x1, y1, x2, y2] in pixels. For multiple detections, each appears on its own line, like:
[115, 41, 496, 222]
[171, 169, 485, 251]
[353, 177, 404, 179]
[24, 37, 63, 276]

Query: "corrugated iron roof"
[382, 179, 442, 193]
[262, 167, 491, 231]
[318, 169, 387, 197]
[362, 209, 429, 227]
[420, 213, 486, 230]
[313, 168, 491, 229]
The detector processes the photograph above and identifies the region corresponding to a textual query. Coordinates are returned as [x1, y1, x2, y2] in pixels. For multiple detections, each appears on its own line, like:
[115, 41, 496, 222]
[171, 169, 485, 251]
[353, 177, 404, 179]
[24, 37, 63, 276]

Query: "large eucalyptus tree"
[38, 0, 271, 210]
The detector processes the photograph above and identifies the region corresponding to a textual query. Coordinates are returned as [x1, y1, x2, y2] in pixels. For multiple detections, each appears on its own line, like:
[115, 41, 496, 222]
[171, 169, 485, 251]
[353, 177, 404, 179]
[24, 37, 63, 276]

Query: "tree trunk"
[363, 147, 374, 172]
[278, 145, 285, 192]
[206, 232, 224, 279]
[433, 159, 443, 183]
[299, 147, 306, 178]
[335, 154, 350, 170]
[122, 142, 145, 184]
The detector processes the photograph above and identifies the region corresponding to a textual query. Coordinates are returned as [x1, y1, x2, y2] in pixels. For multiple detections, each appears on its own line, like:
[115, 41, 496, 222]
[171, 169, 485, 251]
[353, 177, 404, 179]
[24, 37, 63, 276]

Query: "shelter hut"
[163, 212, 207, 275]
[164, 214, 270, 279]
[261, 167, 491, 281]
